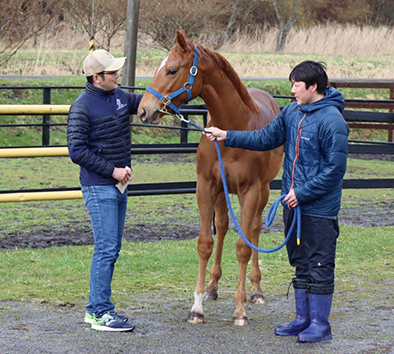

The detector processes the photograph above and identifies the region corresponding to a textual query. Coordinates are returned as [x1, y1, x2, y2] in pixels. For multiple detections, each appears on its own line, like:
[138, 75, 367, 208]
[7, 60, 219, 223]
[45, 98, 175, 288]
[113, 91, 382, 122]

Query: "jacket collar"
[85, 82, 116, 98]
[297, 86, 345, 114]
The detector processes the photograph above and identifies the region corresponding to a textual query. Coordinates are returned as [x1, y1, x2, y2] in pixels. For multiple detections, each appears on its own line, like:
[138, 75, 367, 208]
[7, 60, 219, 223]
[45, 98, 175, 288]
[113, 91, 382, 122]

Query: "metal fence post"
[42, 87, 51, 146]
[203, 111, 208, 127]
[180, 114, 188, 143]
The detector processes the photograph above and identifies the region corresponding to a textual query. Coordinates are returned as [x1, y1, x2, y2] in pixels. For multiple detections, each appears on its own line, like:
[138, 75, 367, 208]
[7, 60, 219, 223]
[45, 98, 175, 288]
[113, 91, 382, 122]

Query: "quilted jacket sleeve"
[224, 110, 286, 151]
[126, 92, 143, 114]
[67, 102, 115, 177]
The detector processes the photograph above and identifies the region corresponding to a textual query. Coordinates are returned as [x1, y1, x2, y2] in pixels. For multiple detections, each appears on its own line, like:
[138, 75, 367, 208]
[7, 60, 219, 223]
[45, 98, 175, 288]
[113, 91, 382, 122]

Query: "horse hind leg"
[205, 192, 228, 302]
[250, 248, 265, 305]
[249, 185, 270, 305]
[232, 189, 267, 325]
[233, 234, 252, 326]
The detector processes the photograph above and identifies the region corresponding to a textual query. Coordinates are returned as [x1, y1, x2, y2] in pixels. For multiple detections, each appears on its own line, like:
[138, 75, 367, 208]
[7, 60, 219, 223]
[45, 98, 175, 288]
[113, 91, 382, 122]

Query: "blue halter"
[146, 46, 200, 116]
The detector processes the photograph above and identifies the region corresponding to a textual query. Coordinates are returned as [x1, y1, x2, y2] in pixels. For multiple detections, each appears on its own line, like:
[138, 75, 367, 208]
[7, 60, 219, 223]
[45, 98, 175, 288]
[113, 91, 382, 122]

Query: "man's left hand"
[284, 189, 299, 208]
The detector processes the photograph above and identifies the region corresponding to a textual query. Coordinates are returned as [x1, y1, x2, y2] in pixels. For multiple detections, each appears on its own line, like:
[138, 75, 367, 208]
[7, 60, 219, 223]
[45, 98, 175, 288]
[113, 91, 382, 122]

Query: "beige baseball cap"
[83, 49, 126, 77]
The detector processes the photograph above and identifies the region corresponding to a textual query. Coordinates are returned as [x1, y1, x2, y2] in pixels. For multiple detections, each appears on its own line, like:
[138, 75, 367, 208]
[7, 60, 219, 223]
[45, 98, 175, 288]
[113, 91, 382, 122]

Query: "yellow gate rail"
[0, 190, 82, 203]
[0, 104, 71, 115]
[0, 147, 69, 158]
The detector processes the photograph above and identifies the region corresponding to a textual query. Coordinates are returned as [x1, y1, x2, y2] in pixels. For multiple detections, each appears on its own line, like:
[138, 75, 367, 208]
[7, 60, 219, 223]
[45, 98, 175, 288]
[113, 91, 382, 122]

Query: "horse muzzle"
[138, 107, 161, 125]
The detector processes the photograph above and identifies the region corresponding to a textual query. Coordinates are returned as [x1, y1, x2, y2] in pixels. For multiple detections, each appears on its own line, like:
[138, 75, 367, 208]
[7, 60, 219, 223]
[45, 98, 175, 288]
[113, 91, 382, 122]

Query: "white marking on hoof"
[233, 316, 248, 326]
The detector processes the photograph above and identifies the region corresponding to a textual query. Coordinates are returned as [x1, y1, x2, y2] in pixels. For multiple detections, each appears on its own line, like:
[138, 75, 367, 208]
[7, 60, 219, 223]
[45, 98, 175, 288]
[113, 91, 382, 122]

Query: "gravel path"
[1, 284, 393, 354]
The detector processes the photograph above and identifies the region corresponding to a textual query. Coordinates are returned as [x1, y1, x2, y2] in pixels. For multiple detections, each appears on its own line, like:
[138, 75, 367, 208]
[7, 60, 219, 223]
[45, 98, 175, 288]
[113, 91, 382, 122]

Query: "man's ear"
[310, 83, 318, 92]
[93, 73, 101, 84]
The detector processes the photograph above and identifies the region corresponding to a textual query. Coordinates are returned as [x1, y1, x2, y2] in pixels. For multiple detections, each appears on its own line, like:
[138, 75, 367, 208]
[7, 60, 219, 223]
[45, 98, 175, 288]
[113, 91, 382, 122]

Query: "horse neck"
[200, 78, 249, 130]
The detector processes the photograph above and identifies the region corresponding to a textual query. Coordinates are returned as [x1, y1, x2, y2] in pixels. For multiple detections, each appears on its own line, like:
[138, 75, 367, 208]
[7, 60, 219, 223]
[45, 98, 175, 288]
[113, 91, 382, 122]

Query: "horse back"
[247, 88, 280, 130]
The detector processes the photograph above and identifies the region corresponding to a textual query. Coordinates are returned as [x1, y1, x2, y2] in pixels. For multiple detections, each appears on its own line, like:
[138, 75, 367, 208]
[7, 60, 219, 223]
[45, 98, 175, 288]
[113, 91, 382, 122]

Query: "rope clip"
[176, 114, 190, 124]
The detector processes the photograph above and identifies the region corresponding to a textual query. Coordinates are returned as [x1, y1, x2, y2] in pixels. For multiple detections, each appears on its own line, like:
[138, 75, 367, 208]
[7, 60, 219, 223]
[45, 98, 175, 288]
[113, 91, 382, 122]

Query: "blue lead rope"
[187, 119, 301, 253]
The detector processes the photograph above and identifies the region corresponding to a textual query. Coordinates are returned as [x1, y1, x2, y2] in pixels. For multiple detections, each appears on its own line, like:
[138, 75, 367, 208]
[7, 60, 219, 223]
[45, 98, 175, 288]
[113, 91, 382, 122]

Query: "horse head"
[138, 28, 203, 124]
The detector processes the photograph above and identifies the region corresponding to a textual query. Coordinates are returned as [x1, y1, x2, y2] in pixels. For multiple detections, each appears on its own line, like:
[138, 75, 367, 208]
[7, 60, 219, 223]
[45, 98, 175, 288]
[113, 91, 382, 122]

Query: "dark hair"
[289, 61, 328, 94]
[86, 72, 105, 85]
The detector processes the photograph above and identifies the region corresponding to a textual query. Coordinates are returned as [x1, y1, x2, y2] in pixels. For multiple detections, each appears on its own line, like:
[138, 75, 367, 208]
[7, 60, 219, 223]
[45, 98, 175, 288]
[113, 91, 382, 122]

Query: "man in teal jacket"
[205, 61, 349, 343]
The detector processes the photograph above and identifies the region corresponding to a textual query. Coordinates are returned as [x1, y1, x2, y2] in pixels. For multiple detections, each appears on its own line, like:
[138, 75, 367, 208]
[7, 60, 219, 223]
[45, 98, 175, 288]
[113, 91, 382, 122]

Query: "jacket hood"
[298, 86, 345, 114]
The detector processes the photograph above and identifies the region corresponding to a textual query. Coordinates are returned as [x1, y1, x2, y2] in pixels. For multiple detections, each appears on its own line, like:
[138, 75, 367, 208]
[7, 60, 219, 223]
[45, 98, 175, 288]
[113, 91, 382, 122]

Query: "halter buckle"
[190, 66, 198, 76]
[161, 96, 171, 106]
[159, 106, 170, 114]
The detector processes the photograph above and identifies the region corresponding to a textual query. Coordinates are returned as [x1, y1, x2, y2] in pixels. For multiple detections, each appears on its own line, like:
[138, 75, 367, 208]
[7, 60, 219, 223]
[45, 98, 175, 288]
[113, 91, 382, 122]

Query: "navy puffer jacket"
[225, 86, 349, 218]
[67, 82, 142, 186]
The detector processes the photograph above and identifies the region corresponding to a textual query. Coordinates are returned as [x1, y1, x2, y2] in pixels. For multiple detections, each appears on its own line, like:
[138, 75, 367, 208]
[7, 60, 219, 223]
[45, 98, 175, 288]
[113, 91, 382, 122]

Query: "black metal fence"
[1, 84, 394, 197]
[1, 84, 394, 145]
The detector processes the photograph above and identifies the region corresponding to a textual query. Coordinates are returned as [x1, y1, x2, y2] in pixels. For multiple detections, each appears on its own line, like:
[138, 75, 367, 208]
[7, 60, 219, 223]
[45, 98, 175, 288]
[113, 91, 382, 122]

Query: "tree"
[368, 0, 394, 26]
[214, 0, 253, 50]
[0, 0, 63, 66]
[61, 0, 128, 50]
[271, 0, 301, 52]
[139, 0, 210, 50]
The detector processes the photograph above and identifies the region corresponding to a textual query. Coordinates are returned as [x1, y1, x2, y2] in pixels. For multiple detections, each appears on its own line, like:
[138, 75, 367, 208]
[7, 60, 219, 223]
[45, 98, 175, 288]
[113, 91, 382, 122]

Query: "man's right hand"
[203, 127, 228, 141]
[112, 167, 132, 184]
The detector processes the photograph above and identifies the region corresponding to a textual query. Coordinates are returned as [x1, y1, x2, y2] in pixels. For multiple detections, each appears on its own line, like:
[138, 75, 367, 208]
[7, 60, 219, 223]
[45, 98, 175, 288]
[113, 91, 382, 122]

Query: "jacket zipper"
[290, 112, 307, 191]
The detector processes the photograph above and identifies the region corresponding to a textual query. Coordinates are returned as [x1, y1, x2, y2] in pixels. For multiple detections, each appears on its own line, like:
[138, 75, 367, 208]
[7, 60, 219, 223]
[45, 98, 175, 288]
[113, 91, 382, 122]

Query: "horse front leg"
[205, 191, 229, 301]
[187, 182, 216, 324]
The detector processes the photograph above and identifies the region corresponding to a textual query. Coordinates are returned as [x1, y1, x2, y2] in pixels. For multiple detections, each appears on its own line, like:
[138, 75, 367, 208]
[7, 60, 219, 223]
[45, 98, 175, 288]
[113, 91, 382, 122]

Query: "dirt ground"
[1, 199, 394, 249]
[0, 154, 393, 353]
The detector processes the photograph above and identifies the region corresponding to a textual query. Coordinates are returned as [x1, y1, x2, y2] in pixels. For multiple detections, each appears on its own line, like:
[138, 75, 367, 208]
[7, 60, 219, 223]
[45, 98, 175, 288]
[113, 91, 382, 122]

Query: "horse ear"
[176, 28, 188, 53]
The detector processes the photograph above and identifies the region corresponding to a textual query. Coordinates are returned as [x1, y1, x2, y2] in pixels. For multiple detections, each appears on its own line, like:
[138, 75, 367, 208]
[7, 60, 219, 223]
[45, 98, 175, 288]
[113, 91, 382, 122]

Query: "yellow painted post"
[89, 35, 95, 53]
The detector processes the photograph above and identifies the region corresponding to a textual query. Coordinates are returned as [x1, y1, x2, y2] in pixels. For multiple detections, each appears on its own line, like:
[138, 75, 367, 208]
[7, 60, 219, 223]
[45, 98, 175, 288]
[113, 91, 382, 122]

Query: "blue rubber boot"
[275, 288, 310, 336]
[298, 293, 333, 342]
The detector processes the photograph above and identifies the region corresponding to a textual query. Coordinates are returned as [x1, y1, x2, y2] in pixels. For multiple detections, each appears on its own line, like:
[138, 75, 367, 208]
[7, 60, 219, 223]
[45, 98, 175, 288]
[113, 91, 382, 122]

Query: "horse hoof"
[233, 316, 248, 326]
[251, 293, 265, 304]
[204, 291, 218, 301]
[186, 312, 204, 323]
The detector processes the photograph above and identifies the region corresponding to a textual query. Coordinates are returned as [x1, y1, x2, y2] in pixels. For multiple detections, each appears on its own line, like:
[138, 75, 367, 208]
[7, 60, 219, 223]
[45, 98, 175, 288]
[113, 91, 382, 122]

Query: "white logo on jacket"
[116, 99, 127, 110]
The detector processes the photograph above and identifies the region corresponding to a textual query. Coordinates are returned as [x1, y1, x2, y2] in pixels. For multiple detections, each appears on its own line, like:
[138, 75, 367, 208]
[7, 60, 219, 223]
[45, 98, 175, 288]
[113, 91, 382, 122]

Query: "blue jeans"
[82, 184, 128, 316]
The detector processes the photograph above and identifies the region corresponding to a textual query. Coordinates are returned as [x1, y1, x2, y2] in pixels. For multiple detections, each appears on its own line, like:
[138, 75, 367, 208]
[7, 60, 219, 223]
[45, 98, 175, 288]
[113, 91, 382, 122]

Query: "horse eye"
[167, 69, 177, 76]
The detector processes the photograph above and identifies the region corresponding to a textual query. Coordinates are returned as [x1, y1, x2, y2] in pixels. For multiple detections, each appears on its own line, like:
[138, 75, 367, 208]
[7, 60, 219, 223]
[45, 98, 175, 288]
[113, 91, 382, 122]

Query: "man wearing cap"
[67, 49, 142, 332]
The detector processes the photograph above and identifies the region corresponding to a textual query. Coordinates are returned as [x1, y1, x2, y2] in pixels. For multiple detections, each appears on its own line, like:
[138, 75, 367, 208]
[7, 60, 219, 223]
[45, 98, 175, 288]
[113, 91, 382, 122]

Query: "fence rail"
[1, 101, 394, 144]
[1, 82, 394, 202]
[1, 81, 394, 144]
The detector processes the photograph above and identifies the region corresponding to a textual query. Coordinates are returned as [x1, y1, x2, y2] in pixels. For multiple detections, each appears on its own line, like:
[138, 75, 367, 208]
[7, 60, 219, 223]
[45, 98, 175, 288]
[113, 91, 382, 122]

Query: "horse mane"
[195, 44, 260, 115]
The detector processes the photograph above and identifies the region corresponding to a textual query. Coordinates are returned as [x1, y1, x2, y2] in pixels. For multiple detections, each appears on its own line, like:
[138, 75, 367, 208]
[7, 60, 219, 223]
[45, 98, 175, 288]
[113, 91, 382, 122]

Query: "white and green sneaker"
[91, 311, 135, 332]
[85, 310, 129, 324]
[84, 312, 95, 324]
